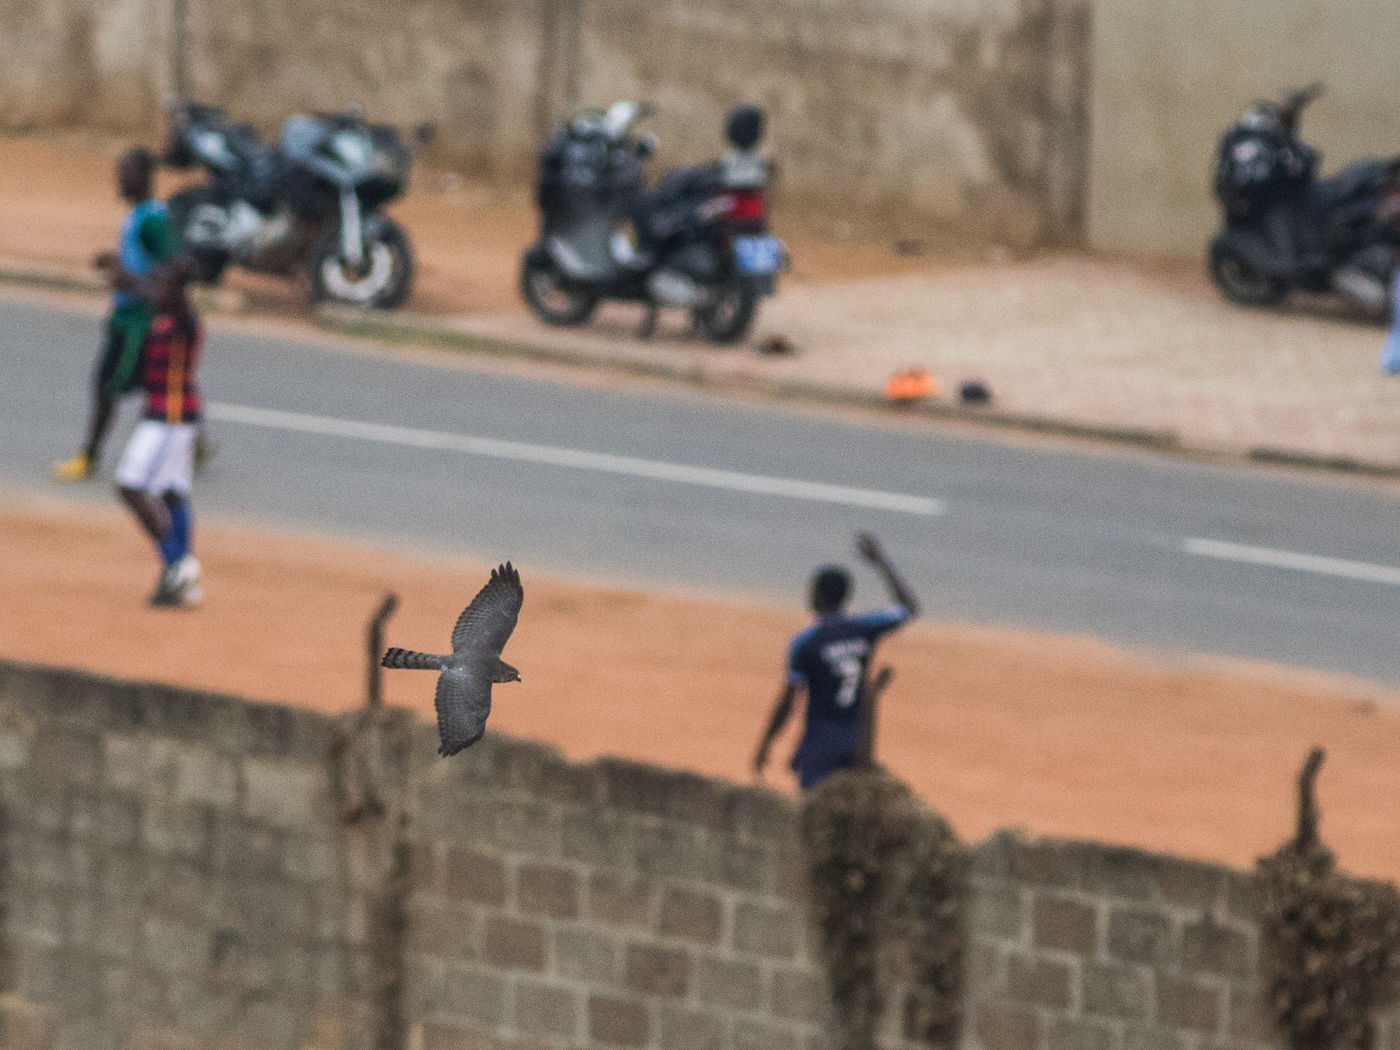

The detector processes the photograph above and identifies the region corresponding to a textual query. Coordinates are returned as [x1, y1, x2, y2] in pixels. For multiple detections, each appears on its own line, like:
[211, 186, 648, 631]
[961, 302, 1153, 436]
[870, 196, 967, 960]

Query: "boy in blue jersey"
[753, 532, 920, 789]
[54, 148, 177, 481]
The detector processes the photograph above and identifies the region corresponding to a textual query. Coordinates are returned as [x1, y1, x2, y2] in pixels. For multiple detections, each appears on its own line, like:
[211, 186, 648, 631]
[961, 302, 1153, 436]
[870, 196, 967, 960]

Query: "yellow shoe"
[52, 453, 92, 482]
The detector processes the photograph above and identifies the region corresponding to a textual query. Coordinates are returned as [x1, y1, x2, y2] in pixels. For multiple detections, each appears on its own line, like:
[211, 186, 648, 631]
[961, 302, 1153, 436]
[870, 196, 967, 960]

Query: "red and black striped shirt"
[141, 310, 203, 423]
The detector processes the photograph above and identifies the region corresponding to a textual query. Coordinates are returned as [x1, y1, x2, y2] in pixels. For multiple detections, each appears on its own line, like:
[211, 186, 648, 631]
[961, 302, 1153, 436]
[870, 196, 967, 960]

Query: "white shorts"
[115, 421, 197, 496]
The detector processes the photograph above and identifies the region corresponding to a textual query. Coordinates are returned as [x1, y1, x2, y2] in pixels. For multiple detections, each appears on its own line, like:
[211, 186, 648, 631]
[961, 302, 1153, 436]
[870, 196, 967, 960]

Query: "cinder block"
[489, 797, 563, 857]
[281, 836, 339, 885]
[588, 993, 649, 1049]
[102, 736, 144, 792]
[971, 881, 1026, 941]
[596, 758, 726, 830]
[561, 814, 632, 869]
[587, 873, 654, 929]
[553, 925, 618, 984]
[974, 1003, 1041, 1050]
[1032, 895, 1097, 954]
[241, 759, 324, 829]
[29, 727, 100, 787]
[1005, 954, 1072, 1010]
[1078, 846, 1164, 903]
[516, 863, 580, 919]
[624, 941, 690, 998]
[1158, 859, 1228, 911]
[69, 792, 139, 849]
[733, 1017, 799, 1050]
[443, 849, 506, 908]
[1121, 1027, 1187, 1050]
[1044, 1017, 1118, 1050]
[658, 1004, 726, 1050]
[1107, 907, 1175, 966]
[513, 977, 580, 1042]
[483, 916, 545, 972]
[658, 886, 723, 945]
[1005, 836, 1076, 889]
[1082, 962, 1152, 1020]
[633, 822, 712, 883]
[405, 899, 479, 962]
[718, 841, 773, 893]
[720, 786, 797, 845]
[139, 803, 210, 861]
[437, 963, 507, 1027]
[1181, 920, 1251, 978]
[694, 953, 763, 1012]
[732, 900, 799, 960]
[139, 920, 208, 977]
[1156, 974, 1223, 1035]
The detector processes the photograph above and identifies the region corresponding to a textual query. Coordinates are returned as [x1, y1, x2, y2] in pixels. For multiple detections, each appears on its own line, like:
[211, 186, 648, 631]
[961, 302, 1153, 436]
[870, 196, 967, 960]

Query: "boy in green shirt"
[54, 148, 177, 481]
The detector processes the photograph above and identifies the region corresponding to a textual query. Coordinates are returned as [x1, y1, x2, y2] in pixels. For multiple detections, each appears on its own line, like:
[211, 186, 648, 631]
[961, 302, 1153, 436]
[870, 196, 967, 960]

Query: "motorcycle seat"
[1310, 160, 1392, 211]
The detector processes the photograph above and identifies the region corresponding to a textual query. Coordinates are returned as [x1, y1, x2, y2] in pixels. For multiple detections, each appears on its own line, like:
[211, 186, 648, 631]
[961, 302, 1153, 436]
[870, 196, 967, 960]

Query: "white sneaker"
[164, 556, 203, 607]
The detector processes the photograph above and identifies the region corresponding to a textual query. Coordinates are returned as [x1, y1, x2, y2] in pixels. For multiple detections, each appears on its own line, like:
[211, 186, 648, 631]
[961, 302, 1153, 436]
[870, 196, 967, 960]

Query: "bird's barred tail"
[381, 648, 447, 670]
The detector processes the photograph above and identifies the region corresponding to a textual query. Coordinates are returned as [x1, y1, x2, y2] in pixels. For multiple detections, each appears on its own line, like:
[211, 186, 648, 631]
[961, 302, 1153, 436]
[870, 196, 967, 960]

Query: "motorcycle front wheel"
[693, 281, 758, 344]
[519, 250, 598, 326]
[166, 187, 230, 285]
[1207, 238, 1287, 307]
[309, 219, 414, 309]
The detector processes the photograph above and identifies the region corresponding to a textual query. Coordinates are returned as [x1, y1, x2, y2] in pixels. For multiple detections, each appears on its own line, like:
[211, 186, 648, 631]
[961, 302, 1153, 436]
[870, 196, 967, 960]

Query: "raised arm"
[753, 682, 798, 777]
[856, 531, 919, 619]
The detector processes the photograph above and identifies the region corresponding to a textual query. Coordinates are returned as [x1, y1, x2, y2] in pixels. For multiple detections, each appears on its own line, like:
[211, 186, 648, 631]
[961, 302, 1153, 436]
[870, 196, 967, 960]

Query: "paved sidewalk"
[328, 255, 1400, 474]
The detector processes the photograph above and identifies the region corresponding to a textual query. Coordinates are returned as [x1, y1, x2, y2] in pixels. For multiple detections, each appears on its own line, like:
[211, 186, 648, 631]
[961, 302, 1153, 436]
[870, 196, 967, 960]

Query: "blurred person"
[54, 148, 177, 481]
[1380, 190, 1400, 375]
[115, 258, 205, 607]
[753, 532, 919, 789]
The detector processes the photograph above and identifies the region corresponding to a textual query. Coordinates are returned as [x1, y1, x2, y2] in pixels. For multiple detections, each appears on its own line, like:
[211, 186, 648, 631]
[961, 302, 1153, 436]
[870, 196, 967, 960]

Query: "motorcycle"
[162, 99, 421, 309]
[520, 101, 785, 344]
[1208, 84, 1400, 314]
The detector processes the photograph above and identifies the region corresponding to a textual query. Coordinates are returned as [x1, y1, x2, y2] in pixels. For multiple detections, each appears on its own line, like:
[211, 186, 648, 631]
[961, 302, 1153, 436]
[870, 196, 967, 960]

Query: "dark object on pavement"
[381, 562, 524, 756]
[958, 379, 991, 405]
[758, 334, 796, 356]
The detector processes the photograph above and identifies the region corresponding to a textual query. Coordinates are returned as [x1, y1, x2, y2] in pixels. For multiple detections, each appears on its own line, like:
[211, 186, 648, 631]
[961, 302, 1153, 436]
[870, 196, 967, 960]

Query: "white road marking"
[1183, 537, 1400, 587]
[208, 402, 945, 516]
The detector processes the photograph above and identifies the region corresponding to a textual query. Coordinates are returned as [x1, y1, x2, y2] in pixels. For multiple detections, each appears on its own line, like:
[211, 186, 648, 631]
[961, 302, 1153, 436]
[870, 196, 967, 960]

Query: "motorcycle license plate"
[734, 234, 783, 275]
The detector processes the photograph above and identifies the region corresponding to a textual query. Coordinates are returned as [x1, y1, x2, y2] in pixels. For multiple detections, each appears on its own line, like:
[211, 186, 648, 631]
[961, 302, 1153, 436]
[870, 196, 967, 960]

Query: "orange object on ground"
[885, 367, 937, 401]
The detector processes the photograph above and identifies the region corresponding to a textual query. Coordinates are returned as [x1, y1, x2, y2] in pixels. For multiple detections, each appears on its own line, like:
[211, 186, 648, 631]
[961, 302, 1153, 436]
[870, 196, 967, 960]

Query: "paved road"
[4, 293, 1399, 685]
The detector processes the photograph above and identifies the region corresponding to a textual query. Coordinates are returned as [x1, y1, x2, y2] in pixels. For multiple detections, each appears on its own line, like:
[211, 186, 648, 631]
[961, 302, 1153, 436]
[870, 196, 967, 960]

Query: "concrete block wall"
[401, 732, 845, 1050]
[964, 832, 1277, 1050]
[3, 659, 1399, 1050]
[0, 661, 379, 1050]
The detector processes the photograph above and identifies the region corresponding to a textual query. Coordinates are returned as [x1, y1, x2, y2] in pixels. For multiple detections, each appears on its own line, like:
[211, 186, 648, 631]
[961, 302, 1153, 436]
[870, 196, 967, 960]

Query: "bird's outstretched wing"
[451, 562, 523, 657]
[434, 667, 490, 757]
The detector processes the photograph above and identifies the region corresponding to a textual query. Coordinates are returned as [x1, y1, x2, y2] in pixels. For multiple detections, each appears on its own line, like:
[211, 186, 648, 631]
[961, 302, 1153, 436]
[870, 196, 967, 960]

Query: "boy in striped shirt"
[115, 258, 205, 607]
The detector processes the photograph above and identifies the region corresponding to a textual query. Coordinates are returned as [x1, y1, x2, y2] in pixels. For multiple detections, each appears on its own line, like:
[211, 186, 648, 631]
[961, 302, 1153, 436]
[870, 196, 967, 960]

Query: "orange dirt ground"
[4, 495, 1399, 883]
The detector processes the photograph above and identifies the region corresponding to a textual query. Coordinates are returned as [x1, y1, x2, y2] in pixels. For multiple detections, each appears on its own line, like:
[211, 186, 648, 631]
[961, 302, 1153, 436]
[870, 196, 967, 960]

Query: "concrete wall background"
[0, 0, 1091, 244]
[1086, 0, 1400, 256]
[4, 659, 1400, 1050]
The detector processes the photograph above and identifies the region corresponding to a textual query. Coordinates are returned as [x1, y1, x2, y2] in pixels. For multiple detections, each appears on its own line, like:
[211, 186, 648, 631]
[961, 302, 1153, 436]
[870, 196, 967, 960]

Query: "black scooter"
[520, 102, 785, 344]
[1208, 84, 1400, 314]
